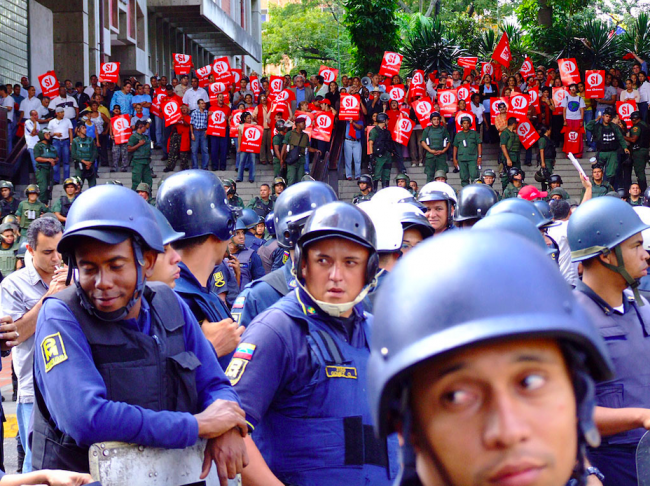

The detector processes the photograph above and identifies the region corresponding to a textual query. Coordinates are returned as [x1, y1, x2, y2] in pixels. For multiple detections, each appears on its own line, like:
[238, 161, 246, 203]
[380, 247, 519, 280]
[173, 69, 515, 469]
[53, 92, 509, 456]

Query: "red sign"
[173, 54, 192, 75]
[250, 76, 261, 98]
[151, 89, 167, 118]
[492, 32, 512, 68]
[552, 87, 567, 116]
[411, 97, 434, 127]
[340, 93, 361, 121]
[99, 62, 120, 84]
[389, 84, 406, 103]
[163, 99, 181, 127]
[392, 115, 414, 145]
[490, 97, 509, 123]
[516, 118, 540, 149]
[585, 70, 605, 99]
[274, 89, 295, 104]
[528, 87, 540, 114]
[312, 111, 335, 142]
[38, 71, 60, 99]
[509, 93, 530, 120]
[232, 69, 242, 91]
[379, 51, 403, 77]
[558, 58, 580, 86]
[458, 57, 478, 69]
[230, 110, 243, 137]
[455, 111, 476, 132]
[295, 111, 315, 138]
[240, 124, 263, 153]
[111, 115, 132, 144]
[480, 62, 495, 80]
[410, 70, 426, 99]
[520, 56, 534, 79]
[207, 109, 228, 137]
[561, 126, 583, 154]
[319, 65, 338, 84]
[457, 85, 472, 103]
[269, 76, 284, 94]
[208, 82, 229, 103]
[617, 100, 638, 128]
[437, 89, 458, 117]
[195, 65, 213, 88]
[212, 57, 233, 84]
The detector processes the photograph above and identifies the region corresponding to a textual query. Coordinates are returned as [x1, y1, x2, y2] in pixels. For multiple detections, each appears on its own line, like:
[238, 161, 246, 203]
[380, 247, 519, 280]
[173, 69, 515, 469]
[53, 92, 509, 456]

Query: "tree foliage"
[401, 16, 467, 74]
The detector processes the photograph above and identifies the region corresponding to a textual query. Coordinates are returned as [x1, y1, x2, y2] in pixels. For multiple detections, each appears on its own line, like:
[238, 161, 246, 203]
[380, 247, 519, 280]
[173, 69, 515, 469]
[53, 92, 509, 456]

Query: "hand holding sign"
[240, 124, 264, 153]
[111, 115, 132, 144]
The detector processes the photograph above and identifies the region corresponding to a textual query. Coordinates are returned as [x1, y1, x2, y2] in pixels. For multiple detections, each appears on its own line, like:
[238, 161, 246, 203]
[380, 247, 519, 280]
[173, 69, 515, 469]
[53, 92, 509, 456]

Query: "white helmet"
[358, 202, 403, 252]
[371, 186, 417, 206]
[418, 181, 458, 207]
[634, 206, 650, 250]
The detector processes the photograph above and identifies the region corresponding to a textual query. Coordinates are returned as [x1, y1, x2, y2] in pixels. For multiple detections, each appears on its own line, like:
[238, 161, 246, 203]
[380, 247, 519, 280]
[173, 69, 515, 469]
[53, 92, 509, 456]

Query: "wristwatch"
[586, 466, 604, 481]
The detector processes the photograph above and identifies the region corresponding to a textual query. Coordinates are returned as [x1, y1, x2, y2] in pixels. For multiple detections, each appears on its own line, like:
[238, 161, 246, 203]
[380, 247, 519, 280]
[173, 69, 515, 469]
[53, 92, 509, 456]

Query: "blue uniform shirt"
[245, 233, 265, 253]
[34, 293, 239, 449]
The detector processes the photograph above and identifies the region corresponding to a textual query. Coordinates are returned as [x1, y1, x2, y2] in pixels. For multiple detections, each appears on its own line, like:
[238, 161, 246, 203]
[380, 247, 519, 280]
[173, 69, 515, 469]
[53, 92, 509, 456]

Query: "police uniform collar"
[295, 286, 366, 325]
[575, 280, 631, 315]
[177, 261, 211, 294]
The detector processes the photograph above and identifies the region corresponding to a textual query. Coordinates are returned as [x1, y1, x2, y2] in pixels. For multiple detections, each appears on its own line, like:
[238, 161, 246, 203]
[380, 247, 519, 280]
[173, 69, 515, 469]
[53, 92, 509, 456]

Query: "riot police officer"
[51, 178, 77, 225]
[420, 112, 450, 183]
[223, 179, 244, 208]
[502, 167, 527, 199]
[549, 187, 571, 201]
[453, 183, 498, 228]
[392, 202, 434, 255]
[239, 208, 265, 253]
[369, 113, 393, 190]
[32, 130, 58, 204]
[256, 212, 284, 274]
[16, 185, 49, 238]
[228, 217, 264, 291]
[352, 174, 375, 204]
[453, 116, 482, 187]
[136, 182, 156, 206]
[537, 125, 557, 190]
[270, 176, 286, 203]
[581, 163, 614, 202]
[231, 201, 399, 486]
[246, 183, 274, 219]
[549, 173, 563, 190]
[418, 181, 457, 235]
[500, 117, 522, 190]
[585, 108, 629, 186]
[395, 173, 415, 195]
[31, 184, 249, 479]
[624, 111, 650, 192]
[0, 181, 20, 219]
[0, 222, 18, 278]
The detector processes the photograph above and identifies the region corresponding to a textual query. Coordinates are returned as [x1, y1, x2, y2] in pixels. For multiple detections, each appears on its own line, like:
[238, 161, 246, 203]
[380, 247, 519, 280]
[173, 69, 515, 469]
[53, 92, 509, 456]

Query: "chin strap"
[597, 245, 644, 305]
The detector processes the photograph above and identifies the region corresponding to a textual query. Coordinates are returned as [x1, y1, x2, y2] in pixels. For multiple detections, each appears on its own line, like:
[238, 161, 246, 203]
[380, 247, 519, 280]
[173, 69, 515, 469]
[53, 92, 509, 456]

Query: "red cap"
[518, 185, 547, 201]
[319, 99, 331, 105]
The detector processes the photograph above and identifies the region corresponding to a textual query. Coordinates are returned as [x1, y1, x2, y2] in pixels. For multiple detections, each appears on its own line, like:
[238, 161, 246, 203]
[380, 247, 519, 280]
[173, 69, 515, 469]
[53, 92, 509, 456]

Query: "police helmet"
[0, 223, 14, 236]
[223, 178, 237, 196]
[63, 177, 76, 189]
[549, 187, 570, 200]
[487, 198, 553, 228]
[392, 203, 435, 239]
[533, 200, 555, 223]
[157, 170, 235, 243]
[136, 182, 152, 196]
[15, 239, 27, 259]
[534, 167, 551, 183]
[603, 107, 615, 117]
[433, 170, 447, 181]
[275, 181, 338, 249]
[105, 180, 123, 186]
[549, 174, 563, 185]
[376, 113, 389, 123]
[507, 166, 524, 182]
[234, 218, 248, 232]
[2, 215, 17, 226]
[25, 184, 40, 196]
[418, 181, 457, 207]
[302, 174, 315, 182]
[275, 120, 287, 131]
[358, 202, 403, 253]
[0, 181, 14, 196]
[482, 168, 496, 179]
[151, 206, 184, 247]
[453, 184, 498, 224]
[372, 187, 419, 207]
[605, 190, 621, 198]
[395, 173, 410, 185]
[429, 111, 442, 120]
[475, 212, 554, 257]
[644, 186, 650, 207]
[368, 230, 613, 440]
[273, 177, 287, 189]
[239, 208, 261, 230]
[632, 111, 642, 121]
[265, 212, 276, 236]
[358, 174, 373, 187]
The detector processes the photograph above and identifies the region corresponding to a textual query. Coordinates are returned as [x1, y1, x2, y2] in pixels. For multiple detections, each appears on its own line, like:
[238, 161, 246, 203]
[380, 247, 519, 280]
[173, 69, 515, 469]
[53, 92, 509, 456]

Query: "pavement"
[0, 354, 20, 474]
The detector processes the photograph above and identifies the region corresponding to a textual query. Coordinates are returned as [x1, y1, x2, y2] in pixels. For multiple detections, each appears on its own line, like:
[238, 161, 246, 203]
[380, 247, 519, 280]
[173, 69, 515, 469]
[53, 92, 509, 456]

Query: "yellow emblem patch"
[325, 366, 358, 379]
[213, 271, 225, 288]
[41, 332, 69, 372]
[225, 358, 249, 385]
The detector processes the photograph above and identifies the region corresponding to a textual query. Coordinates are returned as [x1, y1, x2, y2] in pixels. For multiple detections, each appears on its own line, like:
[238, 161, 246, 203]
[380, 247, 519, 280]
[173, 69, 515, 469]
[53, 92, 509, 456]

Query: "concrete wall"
[29, 0, 55, 80]
[0, 0, 29, 84]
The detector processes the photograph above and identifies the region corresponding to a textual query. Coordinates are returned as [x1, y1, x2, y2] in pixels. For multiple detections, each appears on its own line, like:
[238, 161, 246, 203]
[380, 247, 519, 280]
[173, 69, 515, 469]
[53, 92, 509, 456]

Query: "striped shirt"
[190, 109, 208, 130]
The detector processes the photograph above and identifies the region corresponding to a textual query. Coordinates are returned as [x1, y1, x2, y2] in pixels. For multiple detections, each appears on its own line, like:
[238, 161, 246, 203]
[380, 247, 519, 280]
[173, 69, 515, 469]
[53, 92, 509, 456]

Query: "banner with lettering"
[528, 86, 540, 114]
[491, 32, 511, 68]
[173, 54, 192, 75]
[552, 87, 567, 116]
[319, 65, 338, 84]
[508, 93, 530, 120]
[519, 56, 534, 79]
[239, 124, 263, 153]
[269, 76, 284, 94]
[196, 65, 213, 88]
[339, 93, 361, 121]
[457, 85, 472, 103]
[410, 70, 426, 99]
[558, 58, 581, 86]
[111, 115, 132, 144]
[585, 70, 605, 99]
[212, 57, 233, 85]
[38, 71, 60, 98]
[516, 118, 540, 150]
[389, 84, 406, 103]
[392, 115, 414, 145]
[163, 99, 181, 127]
[458, 57, 478, 69]
[379, 51, 403, 77]
[207, 109, 228, 137]
[312, 111, 335, 142]
[490, 97, 509, 123]
[617, 100, 638, 129]
[232, 69, 242, 91]
[411, 97, 434, 128]
[437, 89, 458, 117]
[99, 63, 120, 84]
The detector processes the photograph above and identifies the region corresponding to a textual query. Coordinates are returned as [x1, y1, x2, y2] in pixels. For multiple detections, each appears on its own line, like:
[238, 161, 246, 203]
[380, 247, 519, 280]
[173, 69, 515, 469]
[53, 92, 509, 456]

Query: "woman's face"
[329, 82, 338, 93]
[578, 83, 585, 92]
[390, 100, 399, 110]
[483, 75, 491, 84]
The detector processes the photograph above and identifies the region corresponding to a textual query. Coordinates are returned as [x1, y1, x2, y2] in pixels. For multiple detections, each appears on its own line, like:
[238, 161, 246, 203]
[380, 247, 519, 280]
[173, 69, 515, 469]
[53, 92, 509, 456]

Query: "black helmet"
[25, 184, 40, 196]
[157, 170, 235, 242]
[63, 177, 76, 189]
[453, 184, 498, 225]
[533, 200, 553, 223]
[223, 178, 237, 196]
[376, 112, 389, 123]
[482, 168, 496, 179]
[274, 181, 338, 249]
[603, 107, 615, 117]
[151, 206, 185, 246]
[549, 174, 563, 185]
[507, 166, 524, 182]
[265, 212, 276, 236]
[534, 167, 550, 183]
[392, 203, 435, 239]
[487, 198, 553, 228]
[358, 174, 373, 186]
[475, 212, 555, 257]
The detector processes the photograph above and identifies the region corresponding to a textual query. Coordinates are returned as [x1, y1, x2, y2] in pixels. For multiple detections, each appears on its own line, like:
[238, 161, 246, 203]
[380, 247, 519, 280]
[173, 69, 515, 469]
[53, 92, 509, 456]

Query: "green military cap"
[548, 187, 570, 200]
[434, 170, 448, 180]
[136, 183, 152, 195]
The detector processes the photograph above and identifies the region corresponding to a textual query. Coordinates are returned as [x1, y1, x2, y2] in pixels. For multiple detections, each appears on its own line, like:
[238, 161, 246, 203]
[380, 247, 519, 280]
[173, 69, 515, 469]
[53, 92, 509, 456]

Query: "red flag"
[455, 111, 476, 132]
[239, 124, 263, 153]
[163, 99, 181, 127]
[457, 85, 472, 103]
[295, 111, 315, 138]
[528, 86, 540, 114]
[212, 57, 233, 84]
[99, 63, 120, 84]
[552, 87, 567, 116]
[173, 54, 193, 75]
[379, 51, 403, 77]
[458, 57, 478, 69]
[392, 115, 414, 145]
[231, 69, 243, 91]
[319, 65, 339, 84]
[508, 93, 530, 120]
[250, 76, 261, 99]
[490, 97, 509, 123]
[492, 32, 512, 68]
[516, 118, 540, 149]
[585, 70, 605, 99]
[207, 109, 228, 137]
[437, 89, 458, 117]
[389, 84, 406, 103]
[208, 81, 229, 100]
[617, 100, 638, 128]
[520, 56, 534, 79]
[111, 115, 132, 144]
[38, 71, 60, 99]
[269, 76, 284, 94]
[312, 111, 335, 142]
[150, 89, 167, 118]
[410, 70, 426, 99]
[411, 97, 434, 128]
[340, 93, 361, 121]
[558, 58, 581, 86]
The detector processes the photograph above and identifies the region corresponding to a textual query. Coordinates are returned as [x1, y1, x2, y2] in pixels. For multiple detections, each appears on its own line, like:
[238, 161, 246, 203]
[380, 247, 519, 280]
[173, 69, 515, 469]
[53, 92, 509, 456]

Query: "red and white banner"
[490, 97, 509, 123]
[562, 126, 583, 154]
[558, 58, 581, 86]
[212, 57, 233, 85]
[196, 65, 213, 87]
[508, 93, 530, 120]
[339, 93, 361, 121]
[458, 57, 478, 69]
[392, 115, 414, 145]
[552, 87, 567, 115]
[480, 62, 495, 79]
[111, 115, 132, 144]
[208, 82, 229, 103]
[239, 124, 263, 153]
[455, 111, 476, 131]
[528, 86, 540, 114]
[410, 70, 426, 99]
[457, 85, 472, 103]
[250, 76, 261, 98]
[319, 65, 338, 84]
[230, 109, 243, 137]
[312, 111, 335, 142]
[295, 111, 315, 138]
[163, 99, 181, 127]
[437, 89, 458, 117]
[207, 109, 228, 137]
[232, 69, 242, 91]
[150, 89, 167, 118]
[38, 71, 60, 99]
[269, 76, 284, 94]
[617, 100, 638, 128]
[99, 63, 120, 84]
[585, 70, 605, 99]
[492, 32, 511, 68]
[516, 118, 540, 149]
[411, 97, 434, 127]
[520, 56, 535, 79]
[379, 51, 403, 77]
[274, 89, 295, 104]
[389, 84, 406, 103]
[173, 54, 192, 75]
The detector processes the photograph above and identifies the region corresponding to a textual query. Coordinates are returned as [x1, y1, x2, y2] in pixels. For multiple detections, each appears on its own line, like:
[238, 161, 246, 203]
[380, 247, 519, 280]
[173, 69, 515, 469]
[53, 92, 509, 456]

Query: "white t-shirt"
[470, 102, 486, 124]
[2, 95, 14, 123]
[84, 85, 98, 98]
[560, 94, 586, 120]
[24, 120, 41, 149]
[48, 117, 73, 140]
[50, 95, 78, 120]
[639, 81, 650, 104]
[620, 89, 641, 103]
[182, 88, 209, 111]
[547, 220, 579, 286]
[19, 96, 44, 120]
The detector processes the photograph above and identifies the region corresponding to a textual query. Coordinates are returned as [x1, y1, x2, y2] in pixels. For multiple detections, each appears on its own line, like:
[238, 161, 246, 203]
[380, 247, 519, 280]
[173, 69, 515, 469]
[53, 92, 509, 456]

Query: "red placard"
[173, 54, 192, 75]
[319, 65, 338, 84]
[508, 93, 530, 120]
[490, 97, 509, 123]
[295, 111, 315, 138]
[561, 126, 583, 154]
[212, 57, 233, 85]
[552, 87, 567, 116]
[207, 109, 228, 137]
[437, 89, 458, 117]
[230, 109, 243, 137]
[340, 93, 361, 121]
[458, 57, 478, 69]
[269, 76, 284, 94]
[232, 69, 242, 91]
[520, 56, 534, 79]
[99, 62, 120, 84]
[480, 62, 495, 80]
[455, 111, 476, 131]
[585, 70, 605, 99]
[410, 70, 426, 99]
[492, 32, 512, 68]
[163, 99, 181, 127]
[558, 58, 581, 86]
[411, 97, 434, 128]
[151, 89, 167, 118]
[516, 118, 540, 149]
[379, 51, 403, 77]
[111, 115, 132, 144]
[389, 84, 406, 103]
[196, 65, 213, 88]
[457, 85, 472, 103]
[270, 100, 290, 122]
[38, 71, 60, 99]
[240, 124, 263, 153]
[274, 89, 295, 104]
[312, 111, 335, 142]
[617, 100, 638, 128]
[528, 87, 540, 114]
[392, 115, 414, 145]
[249, 76, 261, 99]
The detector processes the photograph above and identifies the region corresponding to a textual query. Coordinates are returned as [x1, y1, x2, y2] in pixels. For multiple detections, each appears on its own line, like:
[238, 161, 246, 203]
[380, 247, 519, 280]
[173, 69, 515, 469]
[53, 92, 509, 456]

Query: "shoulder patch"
[41, 332, 69, 372]
[225, 358, 249, 386]
[213, 271, 225, 288]
[233, 295, 246, 309]
[233, 343, 256, 360]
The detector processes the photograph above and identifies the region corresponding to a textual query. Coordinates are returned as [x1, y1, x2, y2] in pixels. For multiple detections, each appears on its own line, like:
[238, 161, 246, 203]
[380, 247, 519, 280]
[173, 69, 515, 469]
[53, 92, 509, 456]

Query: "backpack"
[372, 126, 392, 157]
[537, 135, 556, 162]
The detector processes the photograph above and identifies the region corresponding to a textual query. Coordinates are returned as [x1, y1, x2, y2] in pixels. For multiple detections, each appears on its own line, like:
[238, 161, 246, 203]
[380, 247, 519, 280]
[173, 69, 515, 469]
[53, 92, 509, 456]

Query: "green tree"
[401, 16, 466, 74]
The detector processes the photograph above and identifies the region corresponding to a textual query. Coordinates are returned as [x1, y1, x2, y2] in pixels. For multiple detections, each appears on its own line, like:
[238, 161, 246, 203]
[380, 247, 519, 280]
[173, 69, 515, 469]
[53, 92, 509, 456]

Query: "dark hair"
[27, 217, 63, 250]
[549, 199, 570, 220]
[171, 234, 210, 251]
[0, 86, 6, 94]
[316, 75, 325, 84]
[507, 117, 518, 126]
[76, 81, 84, 88]
[260, 183, 270, 190]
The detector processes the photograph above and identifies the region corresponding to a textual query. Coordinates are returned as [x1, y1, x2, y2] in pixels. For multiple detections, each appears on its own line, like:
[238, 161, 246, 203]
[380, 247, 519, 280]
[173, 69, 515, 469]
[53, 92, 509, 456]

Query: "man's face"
[65, 80, 73, 90]
[605, 74, 612, 86]
[608, 233, 649, 281]
[182, 77, 189, 86]
[1, 188, 10, 199]
[260, 185, 270, 199]
[150, 244, 181, 288]
[137, 190, 149, 201]
[462, 120, 471, 130]
[161, 76, 168, 85]
[513, 174, 523, 183]
[191, 78, 199, 89]
[452, 71, 460, 80]
[232, 229, 245, 246]
[123, 83, 131, 93]
[28, 193, 38, 202]
[65, 184, 76, 196]
[241, 79, 248, 90]
[423, 200, 448, 233]
[135, 105, 143, 114]
[136, 85, 144, 95]
[358, 182, 369, 192]
[172, 78, 179, 87]
[302, 237, 369, 306]
[29, 231, 63, 276]
[499, 105, 507, 115]
[76, 238, 156, 314]
[431, 117, 440, 127]
[593, 168, 603, 182]
[401, 228, 423, 255]
[435, 177, 447, 183]
[550, 182, 560, 190]
[631, 184, 641, 196]
[13, 86, 21, 96]
[59, 87, 66, 97]
[397, 179, 407, 188]
[113, 107, 121, 116]
[410, 338, 577, 486]
[21, 78, 29, 88]
[484, 175, 495, 186]
[29, 87, 36, 98]
[634, 65, 641, 74]
[2, 230, 14, 246]
[551, 195, 562, 201]
[256, 222, 266, 236]
[569, 85, 577, 95]
[91, 75, 98, 85]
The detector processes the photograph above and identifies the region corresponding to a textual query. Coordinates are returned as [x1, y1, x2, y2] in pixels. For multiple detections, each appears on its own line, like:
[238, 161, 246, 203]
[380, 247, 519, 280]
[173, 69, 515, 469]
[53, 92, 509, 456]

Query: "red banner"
[558, 58, 581, 86]
[457, 85, 472, 103]
[207, 109, 228, 137]
[163, 99, 181, 127]
[196, 65, 213, 87]
[295, 111, 315, 138]
[99, 62, 120, 84]
[38, 71, 60, 99]
[520, 56, 534, 79]
[437, 89, 458, 117]
[269, 76, 284, 94]
[458, 57, 478, 69]
[389, 84, 406, 103]
[491, 32, 512, 68]
[392, 115, 414, 145]
[528, 86, 540, 114]
[240, 124, 263, 153]
[617, 100, 638, 129]
[173, 54, 192, 75]
[230, 109, 243, 137]
[561, 126, 583, 154]
[508, 93, 530, 120]
[455, 111, 476, 131]
[516, 118, 540, 150]
[250, 76, 261, 99]
[212, 57, 233, 85]
[340, 93, 361, 121]
[480, 62, 496, 80]
[232, 69, 242, 91]
[379, 51, 403, 77]
[552, 87, 567, 116]
[208, 82, 230, 103]
[111, 115, 132, 144]
[319, 65, 338, 84]
[151, 89, 167, 118]
[411, 97, 434, 127]
[585, 70, 605, 99]
[274, 89, 295, 104]
[410, 70, 426, 99]
[312, 111, 335, 142]
[490, 97, 509, 123]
